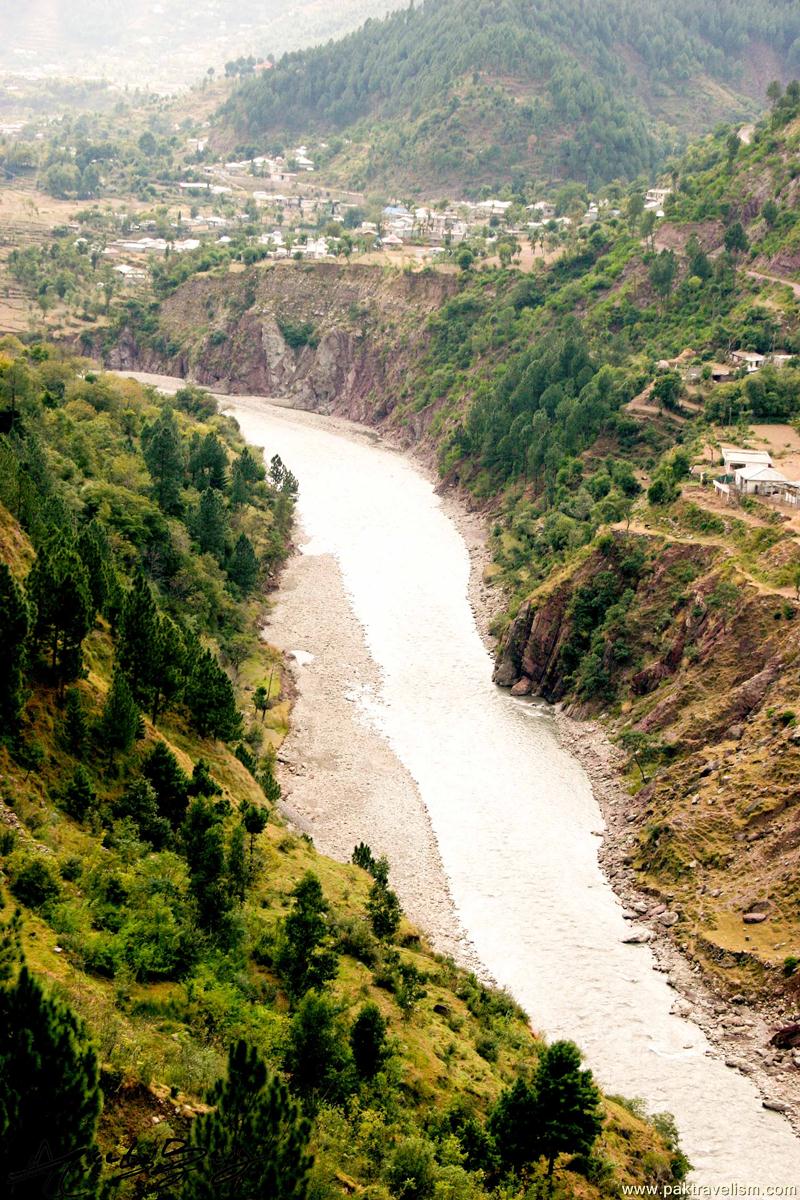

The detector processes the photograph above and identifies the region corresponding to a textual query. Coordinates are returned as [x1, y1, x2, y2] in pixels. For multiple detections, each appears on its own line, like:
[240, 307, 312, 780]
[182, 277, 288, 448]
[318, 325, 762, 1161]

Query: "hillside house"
[721, 447, 773, 473]
[645, 187, 672, 207]
[730, 349, 766, 372]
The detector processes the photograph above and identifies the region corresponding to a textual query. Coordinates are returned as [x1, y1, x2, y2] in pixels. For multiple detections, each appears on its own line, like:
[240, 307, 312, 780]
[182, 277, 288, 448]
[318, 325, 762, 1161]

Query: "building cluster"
[714, 447, 800, 507]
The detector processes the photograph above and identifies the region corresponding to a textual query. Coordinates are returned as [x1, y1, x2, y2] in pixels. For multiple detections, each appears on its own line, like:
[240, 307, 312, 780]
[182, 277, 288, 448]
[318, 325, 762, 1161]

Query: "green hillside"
[221, 0, 800, 192]
[0, 345, 684, 1197]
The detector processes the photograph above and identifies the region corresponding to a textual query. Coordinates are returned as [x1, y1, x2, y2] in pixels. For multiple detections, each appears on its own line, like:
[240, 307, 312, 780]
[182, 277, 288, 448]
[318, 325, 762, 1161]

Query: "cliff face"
[495, 530, 800, 1006]
[104, 262, 458, 434]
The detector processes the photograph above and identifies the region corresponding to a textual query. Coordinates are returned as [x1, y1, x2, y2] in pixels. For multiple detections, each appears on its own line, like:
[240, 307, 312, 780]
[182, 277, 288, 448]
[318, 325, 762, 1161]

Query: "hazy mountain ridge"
[0, 0, 396, 89]
[221, 0, 800, 191]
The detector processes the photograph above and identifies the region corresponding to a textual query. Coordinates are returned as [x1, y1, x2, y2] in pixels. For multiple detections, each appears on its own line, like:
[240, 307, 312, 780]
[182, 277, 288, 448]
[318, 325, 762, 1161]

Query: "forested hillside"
[221, 0, 800, 192]
[0, 344, 683, 1196]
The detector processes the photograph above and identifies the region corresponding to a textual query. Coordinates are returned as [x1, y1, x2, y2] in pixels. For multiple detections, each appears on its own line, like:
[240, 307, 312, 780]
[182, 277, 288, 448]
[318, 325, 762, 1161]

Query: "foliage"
[178, 1039, 312, 1200]
[0, 960, 102, 1199]
[275, 872, 339, 1001]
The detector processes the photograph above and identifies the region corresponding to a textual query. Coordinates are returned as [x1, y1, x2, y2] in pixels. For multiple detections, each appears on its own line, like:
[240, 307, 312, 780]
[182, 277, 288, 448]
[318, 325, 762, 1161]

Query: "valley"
[5, 3, 800, 1194]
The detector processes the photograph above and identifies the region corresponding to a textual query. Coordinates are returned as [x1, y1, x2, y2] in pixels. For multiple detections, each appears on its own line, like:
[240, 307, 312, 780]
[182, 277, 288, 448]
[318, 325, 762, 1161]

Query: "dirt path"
[746, 269, 800, 298]
[616, 517, 797, 597]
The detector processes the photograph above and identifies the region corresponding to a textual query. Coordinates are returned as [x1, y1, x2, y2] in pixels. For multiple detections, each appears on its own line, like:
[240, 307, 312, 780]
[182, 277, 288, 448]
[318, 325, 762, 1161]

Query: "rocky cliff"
[495, 528, 800, 1012]
[105, 261, 458, 434]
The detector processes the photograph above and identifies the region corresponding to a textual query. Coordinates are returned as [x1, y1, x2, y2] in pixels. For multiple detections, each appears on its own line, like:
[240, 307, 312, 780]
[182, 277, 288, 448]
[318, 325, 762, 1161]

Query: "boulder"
[769, 1023, 800, 1049]
[510, 676, 533, 696]
[743, 912, 768, 924]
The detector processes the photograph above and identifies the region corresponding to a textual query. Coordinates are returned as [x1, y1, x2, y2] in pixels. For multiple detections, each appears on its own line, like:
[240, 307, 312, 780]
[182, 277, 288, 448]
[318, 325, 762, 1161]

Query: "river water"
[122, 376, 800, 1184]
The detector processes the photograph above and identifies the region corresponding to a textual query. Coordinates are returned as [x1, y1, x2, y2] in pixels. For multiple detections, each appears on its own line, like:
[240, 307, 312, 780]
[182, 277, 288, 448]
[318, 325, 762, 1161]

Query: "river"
[122, 375, 800, 1185]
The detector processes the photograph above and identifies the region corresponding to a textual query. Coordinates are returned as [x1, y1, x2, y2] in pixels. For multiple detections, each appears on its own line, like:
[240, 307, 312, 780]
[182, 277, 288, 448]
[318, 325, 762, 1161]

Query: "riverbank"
[264, 536, 487, 971]
[554, 709, 800, 1133]
[114, 374, 800, 1174]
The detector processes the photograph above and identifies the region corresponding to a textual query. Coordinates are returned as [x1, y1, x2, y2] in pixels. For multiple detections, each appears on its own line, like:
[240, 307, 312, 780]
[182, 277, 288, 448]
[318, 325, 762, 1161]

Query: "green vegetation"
[223, 0, 800, 191]
[0, 344, 681, 1195]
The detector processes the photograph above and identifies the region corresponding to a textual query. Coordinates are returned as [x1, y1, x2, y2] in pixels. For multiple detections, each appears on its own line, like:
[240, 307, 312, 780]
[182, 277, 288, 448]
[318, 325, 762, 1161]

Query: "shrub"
[385, 1138, 437, 1200]
[9, 853, 61, 909]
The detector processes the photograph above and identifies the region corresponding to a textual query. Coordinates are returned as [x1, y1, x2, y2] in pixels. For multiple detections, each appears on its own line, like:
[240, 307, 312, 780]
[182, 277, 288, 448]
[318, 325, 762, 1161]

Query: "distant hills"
[0, 0, 395, 90]
[221, 0, 800, 193]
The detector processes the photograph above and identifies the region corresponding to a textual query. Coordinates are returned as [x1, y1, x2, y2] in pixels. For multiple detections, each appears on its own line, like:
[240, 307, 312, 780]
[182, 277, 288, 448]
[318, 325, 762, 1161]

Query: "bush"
[385, 1138, 437, 1200]
[9, 853, 61, 909]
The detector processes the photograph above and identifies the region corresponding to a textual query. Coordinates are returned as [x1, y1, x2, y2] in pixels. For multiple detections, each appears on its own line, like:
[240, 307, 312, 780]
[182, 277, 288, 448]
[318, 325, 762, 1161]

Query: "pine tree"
[366, 879, 402, 941]
[76, 520, 114, 615]
[142, 740, 190, 827]
[350, 1002, 388, 1079]
[98, 669, 141, 759]
[63, 687, 88, 754]
[178, 1040, 312, 1200]
[188, 758, 222, 797]
[227, 822, 248, 902]
[227, 532, 259, 593]
[142, 406, 184, 513]
[229, 447, 264, 507]
[189, 431, 228, 491]
[195, 488, 229, 561]
[531, 1040, 603, 1185]
[0, 964, 101, 1199]
[489, 1042, 602, 1185]
[488, 1076, 539, 1176]
[150, 612, 186, 723]
[182, 796, 230, 930]
[242, 803, 268, 872]
[0, 563, 30, 734]
[184, 648, 242, 741]
[284, 991, 353, 1108]
[114, 777, 171, 847]
[275, 872, 338, 1001]
[62, 765, 96, 821]
[116, 571, 160, 700]
[118, 576, 186, 722]
[27, 534, 93, 690]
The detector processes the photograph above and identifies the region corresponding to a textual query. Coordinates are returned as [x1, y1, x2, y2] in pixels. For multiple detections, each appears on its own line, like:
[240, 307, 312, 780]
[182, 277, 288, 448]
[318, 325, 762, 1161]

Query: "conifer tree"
[489, 1041, 602, 1185]
[142, 741, 190, 827]
[350, 1002, 389, 1080]
[182, 796, 230, 930]
[27, 535, 93, 690]
[195, 488, 229, 561]
[284, 991, 353, 1108]
[367, 878, 402, 941]
[184, 648, 242, 741]
[76, 520, 114, 615]
[0, 960, 101, 1199]
[0, 563, 30, 734]
[531, 1040, 602, 1185]
[98, 669, 141, 759]
[228, 532, 259, 593]
[63, 687, 88, 755]
[118, 576, 185, 722]
[242, 803, 268, 871]
[227, 822, 248, 902]
[178, 1040, 311, 1200]
[62, 765, 96, 821]
[117, 571, 160, 696]
[189, 431, 228, 491]
[114, 777, 171, 847]
[142, 406, 184, 513]
[275, 872, 338, 1001]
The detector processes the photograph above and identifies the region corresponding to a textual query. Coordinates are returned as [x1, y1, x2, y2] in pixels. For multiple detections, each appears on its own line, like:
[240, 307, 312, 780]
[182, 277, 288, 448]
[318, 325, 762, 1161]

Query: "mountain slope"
[221, 0, 800, 192]
[0, 344, 684, 1195]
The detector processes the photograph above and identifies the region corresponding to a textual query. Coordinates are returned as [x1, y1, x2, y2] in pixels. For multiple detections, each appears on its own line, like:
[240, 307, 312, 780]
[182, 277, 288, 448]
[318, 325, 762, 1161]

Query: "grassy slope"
[0, 352, 680, 1196]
